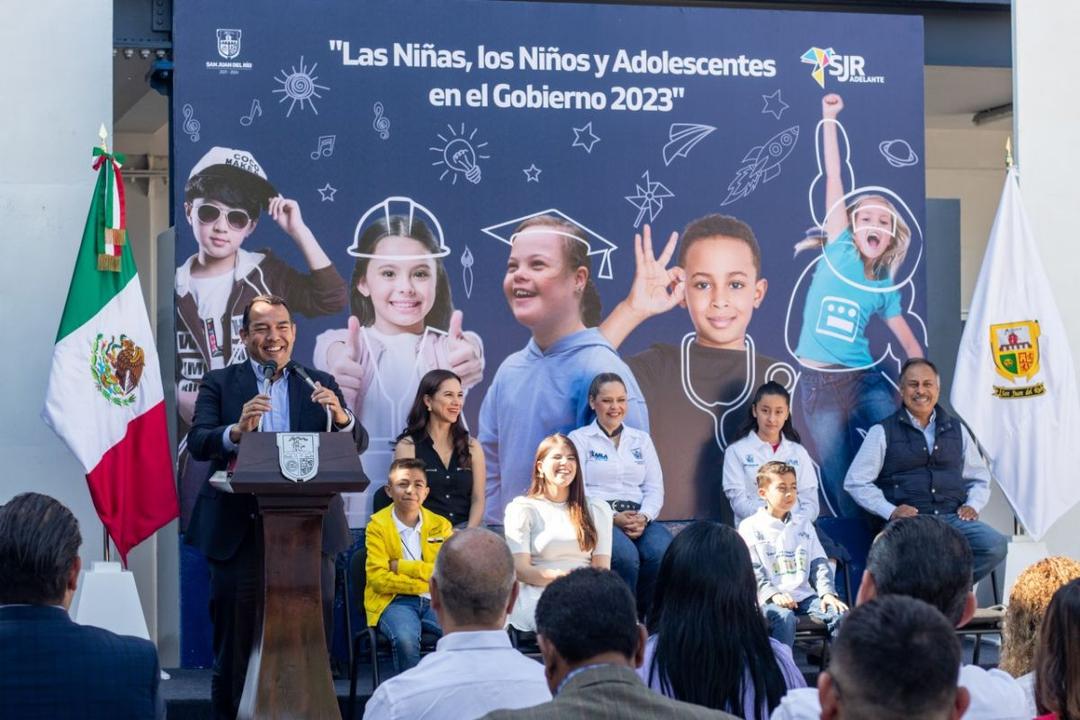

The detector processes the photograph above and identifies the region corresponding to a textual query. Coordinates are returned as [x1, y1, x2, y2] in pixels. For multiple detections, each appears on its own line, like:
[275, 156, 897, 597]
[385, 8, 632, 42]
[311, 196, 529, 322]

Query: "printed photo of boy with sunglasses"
[174, 146, 348, 427]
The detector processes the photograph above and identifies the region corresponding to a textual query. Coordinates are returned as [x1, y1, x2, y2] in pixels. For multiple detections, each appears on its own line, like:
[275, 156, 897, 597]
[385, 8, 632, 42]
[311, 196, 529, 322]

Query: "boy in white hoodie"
[738, 461, 847, 646]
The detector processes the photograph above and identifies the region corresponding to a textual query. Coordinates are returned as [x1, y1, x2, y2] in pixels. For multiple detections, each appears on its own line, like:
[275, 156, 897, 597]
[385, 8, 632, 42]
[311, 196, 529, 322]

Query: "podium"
[214, 431, 368, 720]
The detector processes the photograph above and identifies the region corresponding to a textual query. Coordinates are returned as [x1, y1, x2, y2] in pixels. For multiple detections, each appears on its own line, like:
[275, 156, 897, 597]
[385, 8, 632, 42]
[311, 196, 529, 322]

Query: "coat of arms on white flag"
[951, 167, 1080, 539]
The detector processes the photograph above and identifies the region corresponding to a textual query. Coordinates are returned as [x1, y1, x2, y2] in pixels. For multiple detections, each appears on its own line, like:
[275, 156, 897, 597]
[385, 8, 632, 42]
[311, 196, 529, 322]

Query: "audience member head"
[859, 515, 975, 627]
[534, 568, 644, 694]
[384, 458, 429, 523]
[820, 595, 969, 720]
[529, 434, 597, 552]
[1034, 578, 1080, 720]
[647, 521, 786, 716]
[430, 527, 517, 631]
[1000, 556, 1080, 677]
[756, 461, 798, 519]
[0, 493, 82, 607]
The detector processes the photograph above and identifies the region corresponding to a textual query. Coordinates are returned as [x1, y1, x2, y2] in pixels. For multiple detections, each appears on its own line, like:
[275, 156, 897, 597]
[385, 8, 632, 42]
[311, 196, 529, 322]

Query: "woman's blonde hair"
[793, 194, 912, 280]
[1000, 556, 1080, 677]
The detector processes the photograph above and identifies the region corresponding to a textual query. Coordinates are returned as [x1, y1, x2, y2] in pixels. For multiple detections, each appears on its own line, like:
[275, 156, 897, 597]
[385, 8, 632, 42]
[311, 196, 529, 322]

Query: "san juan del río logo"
[990, 320, 1045, 398]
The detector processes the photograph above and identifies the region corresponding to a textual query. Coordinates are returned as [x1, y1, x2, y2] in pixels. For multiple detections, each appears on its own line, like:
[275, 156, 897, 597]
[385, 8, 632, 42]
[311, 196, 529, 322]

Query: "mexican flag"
[42, 147, 178, 563]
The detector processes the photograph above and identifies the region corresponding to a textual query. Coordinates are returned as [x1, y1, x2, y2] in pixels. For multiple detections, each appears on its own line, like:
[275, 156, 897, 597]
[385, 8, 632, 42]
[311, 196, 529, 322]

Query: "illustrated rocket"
[721, 126, 799, 206]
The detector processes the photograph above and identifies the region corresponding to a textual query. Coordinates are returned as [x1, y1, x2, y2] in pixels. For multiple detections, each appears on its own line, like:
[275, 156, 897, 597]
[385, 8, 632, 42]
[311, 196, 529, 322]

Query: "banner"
[173, 0, 926, 527]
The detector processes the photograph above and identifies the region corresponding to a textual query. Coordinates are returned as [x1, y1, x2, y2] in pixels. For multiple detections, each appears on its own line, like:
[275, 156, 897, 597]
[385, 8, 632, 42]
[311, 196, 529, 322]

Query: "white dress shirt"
[362, 629, 551, 719]
[568, 420, 664, 521]
[769, 664, 1029, 720]
[722, 432, 820, 525]
[392, 509, 429, 599]
[843, 410, 992, 519]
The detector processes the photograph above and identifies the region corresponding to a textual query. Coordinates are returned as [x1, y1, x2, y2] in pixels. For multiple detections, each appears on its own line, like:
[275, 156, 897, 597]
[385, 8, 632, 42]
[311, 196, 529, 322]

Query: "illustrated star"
[522, 164, 542, 182]
[761, 90, 789, 120]
[317, 183, 337, 202]
[572, 122, 601, 154]
[625, 171, 674, 228]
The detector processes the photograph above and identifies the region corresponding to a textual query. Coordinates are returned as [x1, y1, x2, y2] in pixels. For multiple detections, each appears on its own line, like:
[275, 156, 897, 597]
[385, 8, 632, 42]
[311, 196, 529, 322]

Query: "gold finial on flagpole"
[1005, 137, 1013, 169]
[98, 123, 109, 153]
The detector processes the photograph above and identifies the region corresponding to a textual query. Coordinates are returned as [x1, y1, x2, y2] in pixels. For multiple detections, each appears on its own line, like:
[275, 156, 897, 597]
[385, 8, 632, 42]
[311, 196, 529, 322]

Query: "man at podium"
[185, 294, 367, 720]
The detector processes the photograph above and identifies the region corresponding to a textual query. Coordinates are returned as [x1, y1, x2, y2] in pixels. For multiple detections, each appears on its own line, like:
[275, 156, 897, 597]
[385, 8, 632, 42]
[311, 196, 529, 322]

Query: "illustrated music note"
[310, 135, 336, 160]
[182, 103, 201, 142]
[372, 102, 390, 140]
[239, 99, 262, 127]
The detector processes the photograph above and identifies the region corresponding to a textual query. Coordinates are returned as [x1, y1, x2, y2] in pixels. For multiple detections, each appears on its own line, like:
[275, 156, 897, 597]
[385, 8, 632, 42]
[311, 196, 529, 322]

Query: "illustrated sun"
[273, 56, 330, 117]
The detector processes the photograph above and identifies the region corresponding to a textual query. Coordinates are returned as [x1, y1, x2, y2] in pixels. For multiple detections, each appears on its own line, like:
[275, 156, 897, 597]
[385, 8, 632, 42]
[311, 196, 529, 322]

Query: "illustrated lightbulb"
[443, 138, 481, 184]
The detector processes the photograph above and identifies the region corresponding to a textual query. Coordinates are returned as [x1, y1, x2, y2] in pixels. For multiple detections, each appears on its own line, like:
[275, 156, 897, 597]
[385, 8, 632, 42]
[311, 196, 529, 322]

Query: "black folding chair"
[342, 544, 438, 719]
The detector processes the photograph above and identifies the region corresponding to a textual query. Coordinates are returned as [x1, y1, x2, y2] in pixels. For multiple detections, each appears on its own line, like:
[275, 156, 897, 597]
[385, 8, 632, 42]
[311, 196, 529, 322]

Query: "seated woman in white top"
[722, 382, 819, 526]
[503, 433, 613, 632]
[569, 372, 671, 618]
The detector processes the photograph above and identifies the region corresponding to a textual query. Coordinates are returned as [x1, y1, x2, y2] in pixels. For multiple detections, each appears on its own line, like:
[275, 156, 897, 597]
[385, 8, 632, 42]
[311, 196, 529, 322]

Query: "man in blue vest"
[843, 358, 1007, 583]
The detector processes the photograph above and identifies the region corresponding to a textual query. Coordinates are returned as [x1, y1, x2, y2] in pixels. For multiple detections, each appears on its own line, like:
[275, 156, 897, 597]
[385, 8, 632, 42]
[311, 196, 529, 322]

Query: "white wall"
[0, 0, 172, 649]
[1013, 0, 1080, 560]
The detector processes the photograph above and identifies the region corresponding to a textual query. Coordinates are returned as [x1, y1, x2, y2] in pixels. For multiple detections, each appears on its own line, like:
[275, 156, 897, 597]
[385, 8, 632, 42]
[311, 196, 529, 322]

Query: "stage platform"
[161, 667, 373, 720]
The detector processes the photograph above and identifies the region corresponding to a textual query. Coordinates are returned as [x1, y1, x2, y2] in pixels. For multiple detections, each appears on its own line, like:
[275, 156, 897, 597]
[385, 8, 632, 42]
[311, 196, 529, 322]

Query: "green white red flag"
[42, 146, 178, 563]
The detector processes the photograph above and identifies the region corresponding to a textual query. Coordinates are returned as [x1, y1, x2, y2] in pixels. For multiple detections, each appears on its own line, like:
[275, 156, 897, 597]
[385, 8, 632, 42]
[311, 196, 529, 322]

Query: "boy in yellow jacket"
[365, 457, 453, 673]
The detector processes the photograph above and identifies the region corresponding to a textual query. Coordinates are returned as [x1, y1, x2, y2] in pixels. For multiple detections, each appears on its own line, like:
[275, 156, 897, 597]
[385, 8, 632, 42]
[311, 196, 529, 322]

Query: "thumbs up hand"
[327, 316, 374, 415]
[444, 310, 484, 389]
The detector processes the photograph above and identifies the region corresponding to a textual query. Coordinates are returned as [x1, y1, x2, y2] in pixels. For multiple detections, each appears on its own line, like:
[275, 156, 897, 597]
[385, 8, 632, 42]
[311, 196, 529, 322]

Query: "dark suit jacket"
[481, 665, 738, 720]
[0, 605, 163, 719]
[185, 361, 367, 561]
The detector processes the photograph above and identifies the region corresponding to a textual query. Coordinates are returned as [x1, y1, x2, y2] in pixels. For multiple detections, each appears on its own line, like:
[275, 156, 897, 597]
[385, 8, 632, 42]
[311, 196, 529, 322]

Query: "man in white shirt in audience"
[364, 527, 551, 719]
[770, 515, 1028, 720]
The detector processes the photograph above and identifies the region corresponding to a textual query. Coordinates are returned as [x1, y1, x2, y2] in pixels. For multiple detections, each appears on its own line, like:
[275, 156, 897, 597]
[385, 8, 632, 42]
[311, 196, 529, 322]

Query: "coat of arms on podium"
[276, 433, 319, 482]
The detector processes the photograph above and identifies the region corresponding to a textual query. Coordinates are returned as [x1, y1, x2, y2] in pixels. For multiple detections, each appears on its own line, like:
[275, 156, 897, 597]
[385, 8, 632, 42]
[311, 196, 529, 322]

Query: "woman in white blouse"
[569, 372, 671, 617]
[722, 381, 820, 526]
[503, 433, 613, 632]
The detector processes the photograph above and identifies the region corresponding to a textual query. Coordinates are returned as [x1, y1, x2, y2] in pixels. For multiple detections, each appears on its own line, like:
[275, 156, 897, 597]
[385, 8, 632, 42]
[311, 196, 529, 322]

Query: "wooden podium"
[217, 431, 367, 720]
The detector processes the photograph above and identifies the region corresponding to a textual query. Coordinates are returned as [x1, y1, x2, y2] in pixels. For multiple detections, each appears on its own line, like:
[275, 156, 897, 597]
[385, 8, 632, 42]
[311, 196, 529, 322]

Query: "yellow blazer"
[364, 505, 453, 627]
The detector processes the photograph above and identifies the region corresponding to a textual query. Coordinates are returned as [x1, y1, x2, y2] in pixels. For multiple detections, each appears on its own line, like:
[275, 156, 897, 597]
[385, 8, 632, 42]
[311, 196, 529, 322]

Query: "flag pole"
[1004, 136, 1024, 540]
[99, 121, 113, 567]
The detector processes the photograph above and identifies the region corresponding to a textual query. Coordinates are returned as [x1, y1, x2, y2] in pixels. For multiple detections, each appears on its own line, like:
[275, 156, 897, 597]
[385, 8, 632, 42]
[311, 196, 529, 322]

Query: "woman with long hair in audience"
[568, 372, 671, 618]
[1000, 557, 1080, 715]
[640, 521, 805, 719]
[503, 433, 613, 632]
[390, 369, 485, 528]
[1034, 577, 1080, 720]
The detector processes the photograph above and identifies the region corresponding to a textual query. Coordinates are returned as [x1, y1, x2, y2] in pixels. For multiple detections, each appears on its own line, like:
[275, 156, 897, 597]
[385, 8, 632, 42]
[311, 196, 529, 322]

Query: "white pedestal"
[69, 561, 150, 640]
[1002, 535, 1049, 603]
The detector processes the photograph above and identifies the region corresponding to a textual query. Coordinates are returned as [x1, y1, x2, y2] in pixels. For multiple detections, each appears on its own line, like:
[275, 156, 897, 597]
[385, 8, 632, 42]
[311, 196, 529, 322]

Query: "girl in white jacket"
[722, 382, 819, 526]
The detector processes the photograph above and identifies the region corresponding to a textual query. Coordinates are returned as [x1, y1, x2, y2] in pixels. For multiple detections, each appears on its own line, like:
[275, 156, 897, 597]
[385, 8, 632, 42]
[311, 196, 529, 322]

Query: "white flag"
[951, 167, 1080, 539]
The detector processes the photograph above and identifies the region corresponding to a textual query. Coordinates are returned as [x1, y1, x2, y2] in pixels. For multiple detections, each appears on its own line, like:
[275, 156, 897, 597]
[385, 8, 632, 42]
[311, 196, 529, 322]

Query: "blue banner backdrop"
[173, 0, 924, 665]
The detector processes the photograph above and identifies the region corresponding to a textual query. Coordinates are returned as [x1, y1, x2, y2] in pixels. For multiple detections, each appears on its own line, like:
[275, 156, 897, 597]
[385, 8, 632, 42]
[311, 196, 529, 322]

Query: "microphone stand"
[289, 361, 333, 431]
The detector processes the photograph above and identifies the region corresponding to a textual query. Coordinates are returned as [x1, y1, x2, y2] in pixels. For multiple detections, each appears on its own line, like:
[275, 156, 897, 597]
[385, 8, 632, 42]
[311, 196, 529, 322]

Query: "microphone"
[288, 361, 334, 431]
[287, 360, 318, 390]
[257, 362, 277, 432]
